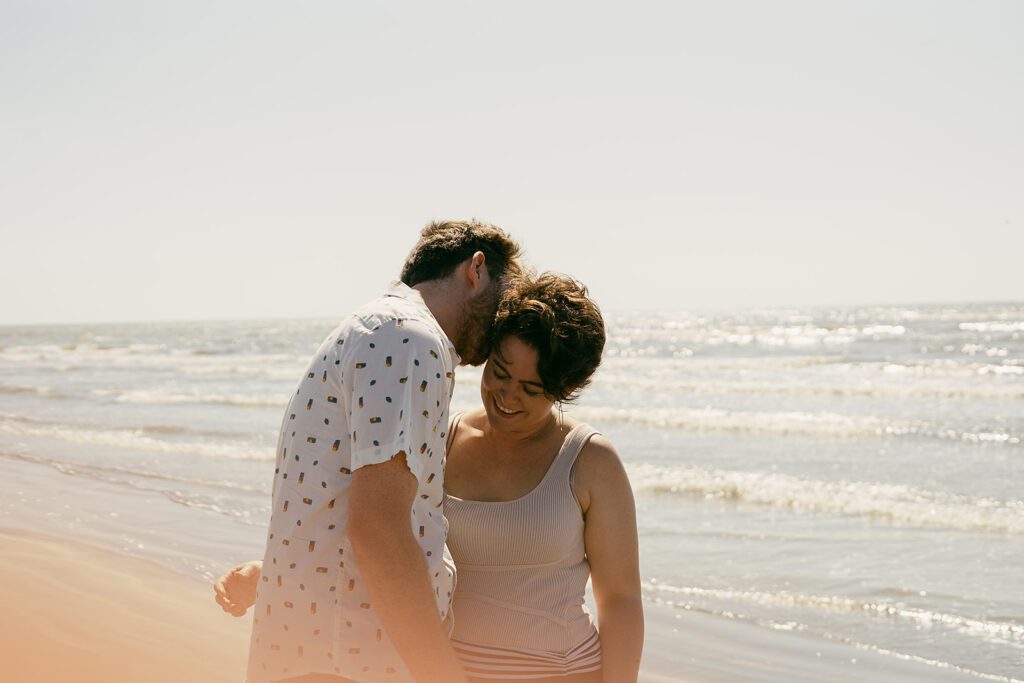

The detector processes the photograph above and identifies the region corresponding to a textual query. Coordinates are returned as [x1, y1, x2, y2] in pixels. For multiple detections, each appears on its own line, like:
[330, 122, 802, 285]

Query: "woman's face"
[480, 335, 556, 431]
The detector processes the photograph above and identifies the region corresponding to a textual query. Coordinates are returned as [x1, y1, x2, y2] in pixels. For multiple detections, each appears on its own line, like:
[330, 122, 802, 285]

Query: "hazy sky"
[2, 0, 1021, 325]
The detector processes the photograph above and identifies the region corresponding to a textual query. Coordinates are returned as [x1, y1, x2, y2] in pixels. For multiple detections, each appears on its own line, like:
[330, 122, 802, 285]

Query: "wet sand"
[640, 601, 987, 682]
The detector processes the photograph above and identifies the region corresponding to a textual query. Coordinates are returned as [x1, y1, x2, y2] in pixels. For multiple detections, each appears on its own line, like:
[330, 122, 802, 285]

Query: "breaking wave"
[0, 417, 272, 461]
[573, 406, 1021, 445]
[643, 581, 1024, 645]
[109, 389, 287, 408]
[627, 463, 1024, 534]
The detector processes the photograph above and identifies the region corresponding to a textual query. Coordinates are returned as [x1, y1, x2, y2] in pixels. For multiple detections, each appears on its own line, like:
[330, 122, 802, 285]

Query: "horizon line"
[2, 297, 1023, 329]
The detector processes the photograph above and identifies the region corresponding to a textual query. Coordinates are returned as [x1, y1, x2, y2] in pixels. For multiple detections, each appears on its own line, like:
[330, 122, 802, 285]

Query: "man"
[217, 220, 521, 683]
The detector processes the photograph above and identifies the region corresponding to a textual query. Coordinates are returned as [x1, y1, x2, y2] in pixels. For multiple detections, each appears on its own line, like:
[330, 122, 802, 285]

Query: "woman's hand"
[213, 560, 262, 616]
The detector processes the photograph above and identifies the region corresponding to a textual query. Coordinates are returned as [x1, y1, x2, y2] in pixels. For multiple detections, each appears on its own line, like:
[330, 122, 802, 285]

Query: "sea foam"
[643, 581, 1024, 644]
[0, 417, 272, 461]
[627, 463, 1024, 534]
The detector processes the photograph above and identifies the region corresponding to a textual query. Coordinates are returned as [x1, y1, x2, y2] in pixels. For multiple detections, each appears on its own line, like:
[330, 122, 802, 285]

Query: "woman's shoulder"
[573, 430, 630, 509]
[576, 431, 622, 471]
[452, 407, 487, 430]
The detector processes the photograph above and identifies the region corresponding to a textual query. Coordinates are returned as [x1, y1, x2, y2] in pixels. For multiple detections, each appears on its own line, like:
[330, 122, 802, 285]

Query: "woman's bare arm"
[577, 435, 644, 683]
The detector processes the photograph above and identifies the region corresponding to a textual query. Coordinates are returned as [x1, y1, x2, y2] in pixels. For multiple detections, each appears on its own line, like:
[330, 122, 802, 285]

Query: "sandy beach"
[0, 528, 250, 683]
[1, 526, 994, 683]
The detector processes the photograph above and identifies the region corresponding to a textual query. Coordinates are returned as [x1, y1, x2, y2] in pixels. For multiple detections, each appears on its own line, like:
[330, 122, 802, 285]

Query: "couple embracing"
[215, 220, 643, 683]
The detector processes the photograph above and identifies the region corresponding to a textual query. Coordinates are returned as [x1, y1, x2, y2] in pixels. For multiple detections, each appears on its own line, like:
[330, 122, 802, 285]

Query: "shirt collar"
[385, 281, 461, 366]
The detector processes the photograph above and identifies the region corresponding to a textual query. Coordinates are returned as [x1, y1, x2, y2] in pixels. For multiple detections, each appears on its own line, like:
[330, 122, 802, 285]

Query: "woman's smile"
[491, 395, 523, 417]
[481, 336, 554, 430]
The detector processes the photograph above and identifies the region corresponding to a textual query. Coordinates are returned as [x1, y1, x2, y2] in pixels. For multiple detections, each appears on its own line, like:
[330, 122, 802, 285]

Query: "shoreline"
[1, 526, 999, 683]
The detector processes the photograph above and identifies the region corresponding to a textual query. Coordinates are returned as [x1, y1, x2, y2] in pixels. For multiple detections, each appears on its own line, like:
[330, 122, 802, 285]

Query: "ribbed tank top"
[444, 415, 602, 678]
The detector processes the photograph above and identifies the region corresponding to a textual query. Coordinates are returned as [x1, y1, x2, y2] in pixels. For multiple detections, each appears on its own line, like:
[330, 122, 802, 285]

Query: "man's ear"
[467, 251, 488, 291]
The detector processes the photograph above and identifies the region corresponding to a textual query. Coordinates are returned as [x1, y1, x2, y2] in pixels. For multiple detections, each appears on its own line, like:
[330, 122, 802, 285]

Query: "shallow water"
[1, 301, 1022, 680]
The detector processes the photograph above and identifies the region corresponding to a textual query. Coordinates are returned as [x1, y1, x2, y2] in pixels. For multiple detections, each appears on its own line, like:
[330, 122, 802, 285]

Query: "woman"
[216, 274, 644, 682]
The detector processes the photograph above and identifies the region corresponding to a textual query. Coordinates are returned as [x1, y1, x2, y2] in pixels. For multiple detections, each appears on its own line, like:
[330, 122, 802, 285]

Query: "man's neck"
[412, 280, 461, 345]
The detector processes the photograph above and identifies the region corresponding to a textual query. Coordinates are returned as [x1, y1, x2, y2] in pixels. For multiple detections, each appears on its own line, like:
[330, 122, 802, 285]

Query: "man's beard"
[454, 284, 499, 366]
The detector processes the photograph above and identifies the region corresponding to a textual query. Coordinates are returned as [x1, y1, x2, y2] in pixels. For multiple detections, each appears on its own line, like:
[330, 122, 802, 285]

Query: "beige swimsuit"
[444, 415, 602, 679]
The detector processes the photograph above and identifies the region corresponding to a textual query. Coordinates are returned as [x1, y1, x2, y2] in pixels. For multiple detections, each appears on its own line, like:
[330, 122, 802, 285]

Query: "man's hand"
[213, 560, 262, 616]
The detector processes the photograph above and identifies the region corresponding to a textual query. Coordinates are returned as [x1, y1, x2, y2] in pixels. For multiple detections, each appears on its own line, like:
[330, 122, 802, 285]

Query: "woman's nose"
[497, 385, 520, 403]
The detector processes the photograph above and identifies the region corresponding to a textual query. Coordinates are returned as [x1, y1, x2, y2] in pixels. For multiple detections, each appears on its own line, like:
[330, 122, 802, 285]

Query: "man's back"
[248, 283, 458, 683]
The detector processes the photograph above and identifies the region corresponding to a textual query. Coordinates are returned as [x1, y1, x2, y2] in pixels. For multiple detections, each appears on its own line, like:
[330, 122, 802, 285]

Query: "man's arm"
[348, 453, 467, 683]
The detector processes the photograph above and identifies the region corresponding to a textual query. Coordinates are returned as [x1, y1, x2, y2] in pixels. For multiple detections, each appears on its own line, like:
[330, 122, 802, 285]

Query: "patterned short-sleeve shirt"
[247, 282, 459, 683]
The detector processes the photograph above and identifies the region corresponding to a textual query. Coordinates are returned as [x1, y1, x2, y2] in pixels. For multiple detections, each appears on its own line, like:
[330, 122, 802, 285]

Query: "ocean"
[1, 302, 1022, 681]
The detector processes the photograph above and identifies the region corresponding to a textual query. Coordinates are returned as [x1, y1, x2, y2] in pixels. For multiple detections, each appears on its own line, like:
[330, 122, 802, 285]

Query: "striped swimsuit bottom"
[452, 629, 602, 680]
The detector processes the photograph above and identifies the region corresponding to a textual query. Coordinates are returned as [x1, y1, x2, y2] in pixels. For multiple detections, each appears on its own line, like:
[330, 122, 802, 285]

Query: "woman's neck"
[479, 409, 560, 449]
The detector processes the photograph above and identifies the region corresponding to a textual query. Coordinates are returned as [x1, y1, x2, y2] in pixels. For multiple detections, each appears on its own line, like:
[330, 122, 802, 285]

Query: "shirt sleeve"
[347, 318, 449, 483]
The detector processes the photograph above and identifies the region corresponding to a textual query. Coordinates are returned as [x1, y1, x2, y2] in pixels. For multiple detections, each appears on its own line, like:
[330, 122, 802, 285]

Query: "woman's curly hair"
[491, 273, 605, 402]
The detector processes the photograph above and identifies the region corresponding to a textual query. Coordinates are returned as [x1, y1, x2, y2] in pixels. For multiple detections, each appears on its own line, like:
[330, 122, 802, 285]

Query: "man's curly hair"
[400, 219, 521, 287]
[491, 273, 605, 402]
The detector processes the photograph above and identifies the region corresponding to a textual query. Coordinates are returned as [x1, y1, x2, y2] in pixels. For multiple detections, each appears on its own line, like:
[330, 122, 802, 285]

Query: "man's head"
[400, 219, 521, 288]
[401, 220, 522, 365]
